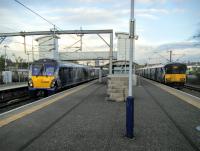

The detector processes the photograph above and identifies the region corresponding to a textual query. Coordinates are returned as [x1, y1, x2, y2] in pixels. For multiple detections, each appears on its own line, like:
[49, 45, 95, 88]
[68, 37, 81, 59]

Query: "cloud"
[155, 42, 200, 51]
[40, 6, 174, 27]
[72, 0, 114, 2]
[136, 0, 166, 3]
[135, 41, 200, 64]
[0, 8, 52, 32]
[137, 14, 159, 20]
[136, 0, 186, 4]
[136, 8, 169, 14]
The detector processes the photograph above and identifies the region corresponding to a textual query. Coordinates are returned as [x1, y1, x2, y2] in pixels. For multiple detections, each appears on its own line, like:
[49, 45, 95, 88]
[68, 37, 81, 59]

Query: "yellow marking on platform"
[143, 78, 200, 109]
[0, 81, 95, 128]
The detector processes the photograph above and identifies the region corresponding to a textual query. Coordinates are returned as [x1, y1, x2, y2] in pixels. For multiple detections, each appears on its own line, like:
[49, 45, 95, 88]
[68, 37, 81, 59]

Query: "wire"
[14, 1, 102, 54]
[14, 0, 59, 29]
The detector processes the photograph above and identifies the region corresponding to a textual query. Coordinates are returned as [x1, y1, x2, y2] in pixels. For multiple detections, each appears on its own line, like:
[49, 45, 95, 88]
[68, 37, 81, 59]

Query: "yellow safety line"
[143, 78, 200, 109]
[0, 81, 95, 127]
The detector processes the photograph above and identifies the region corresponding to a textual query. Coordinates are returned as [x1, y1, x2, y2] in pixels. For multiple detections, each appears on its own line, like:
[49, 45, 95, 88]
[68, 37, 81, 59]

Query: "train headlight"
[180, 78, 185, 82]
[28, 79, 33, 87]
[50, 79, 56, 88]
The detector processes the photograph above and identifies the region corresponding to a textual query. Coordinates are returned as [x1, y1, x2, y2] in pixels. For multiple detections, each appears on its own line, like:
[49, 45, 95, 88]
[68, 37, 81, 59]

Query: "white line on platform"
[143, 78, 200, 109]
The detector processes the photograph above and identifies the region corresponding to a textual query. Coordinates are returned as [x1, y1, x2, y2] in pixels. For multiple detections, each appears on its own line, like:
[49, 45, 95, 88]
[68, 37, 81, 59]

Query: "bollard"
[126, 96, 134, 138]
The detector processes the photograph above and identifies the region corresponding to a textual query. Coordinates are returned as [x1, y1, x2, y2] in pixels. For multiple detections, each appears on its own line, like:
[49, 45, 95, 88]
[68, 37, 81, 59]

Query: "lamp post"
[27, 52, 30, 70]
[126, 0, 135, 138]
[125, 38, 127, 73]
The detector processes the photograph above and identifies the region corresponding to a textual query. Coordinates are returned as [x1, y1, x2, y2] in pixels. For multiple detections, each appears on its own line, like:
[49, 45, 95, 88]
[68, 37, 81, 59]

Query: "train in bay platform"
[28, 59, 108, 97]
[137, 62, 187, 88]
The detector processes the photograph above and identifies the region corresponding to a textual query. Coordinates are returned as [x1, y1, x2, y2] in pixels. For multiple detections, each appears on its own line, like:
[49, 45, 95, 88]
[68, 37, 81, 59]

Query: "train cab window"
[165, 65, 186, 74]
[44, 64, 56, 76]
[32, 64, 43, 76]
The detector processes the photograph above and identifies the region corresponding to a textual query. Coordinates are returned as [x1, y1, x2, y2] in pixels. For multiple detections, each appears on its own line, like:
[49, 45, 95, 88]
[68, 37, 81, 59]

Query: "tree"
[0, 55, 13, 71]
[12, 54, 28, 69]
[0, 55, 5, 71]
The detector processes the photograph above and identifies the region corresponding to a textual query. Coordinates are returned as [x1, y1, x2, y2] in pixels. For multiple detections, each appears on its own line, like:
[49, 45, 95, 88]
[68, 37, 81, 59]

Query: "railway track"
[139, 76, 200, 98]
[0, 79, 99, 114]
[0, 95, 42, 114]
[184, 84, 200, 92]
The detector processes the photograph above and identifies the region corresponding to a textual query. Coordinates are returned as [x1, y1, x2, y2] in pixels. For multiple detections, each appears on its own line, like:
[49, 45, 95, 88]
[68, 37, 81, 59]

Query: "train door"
[68, 67, 73, 84]
[157, 68, 161, 82]
[161, 67, 165, 83]
[155, 68, 158, 81]
[74, 67, 78, 83]
[82, 68, 87, 81]
[59, 67, 66, 86]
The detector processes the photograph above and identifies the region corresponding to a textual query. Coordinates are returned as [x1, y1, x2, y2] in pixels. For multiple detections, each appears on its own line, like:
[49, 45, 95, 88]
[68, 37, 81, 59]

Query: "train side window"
[161, 68, 163, 73]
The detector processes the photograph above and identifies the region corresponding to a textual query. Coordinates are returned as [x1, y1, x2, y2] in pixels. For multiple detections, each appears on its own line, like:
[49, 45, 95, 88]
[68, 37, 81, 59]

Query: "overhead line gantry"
[0, 29, 114, 74]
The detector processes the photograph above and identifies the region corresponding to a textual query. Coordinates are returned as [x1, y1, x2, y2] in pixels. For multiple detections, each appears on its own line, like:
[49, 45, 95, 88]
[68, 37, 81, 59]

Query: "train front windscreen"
[165, 64, 187, 74]
[32, 63, 56, 76]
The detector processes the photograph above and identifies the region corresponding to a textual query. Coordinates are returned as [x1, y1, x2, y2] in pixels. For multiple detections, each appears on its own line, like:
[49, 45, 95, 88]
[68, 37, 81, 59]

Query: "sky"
[0, 0, 200, 64]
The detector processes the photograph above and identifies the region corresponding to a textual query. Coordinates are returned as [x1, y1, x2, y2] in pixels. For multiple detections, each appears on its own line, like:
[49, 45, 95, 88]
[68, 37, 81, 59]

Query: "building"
[115, 32, 131, 61]
[35, 35, 59, 60]
[114, 32, 137, 74]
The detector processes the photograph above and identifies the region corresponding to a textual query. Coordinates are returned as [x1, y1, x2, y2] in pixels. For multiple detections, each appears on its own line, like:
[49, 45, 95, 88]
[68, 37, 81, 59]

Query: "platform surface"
[0, 82, 27, 91]
[0, 79, 200, 151]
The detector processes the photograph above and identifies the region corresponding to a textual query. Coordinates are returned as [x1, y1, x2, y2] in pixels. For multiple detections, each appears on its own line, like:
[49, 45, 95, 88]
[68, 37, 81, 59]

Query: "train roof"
[138, 62, 187, 70]
[59, 62, 90, 68]
[32, 59, 92, 69]
[164, 62, 186, 66]
[139, 64, 164, 70]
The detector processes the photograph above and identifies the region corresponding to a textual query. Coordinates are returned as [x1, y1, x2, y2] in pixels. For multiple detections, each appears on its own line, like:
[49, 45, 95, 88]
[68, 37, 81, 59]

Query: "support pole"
[169, 50, 172, 62]
[126, 0, 135, 139]
[31, 37, 35, 61]
[4, 45, 8, 71]
[27, 53, 30, 70]
[23, 35, 26, 54]
[99, 67, 102, 83]
[109, 33, 113, 75]
[53, 25, 57, 60]
[125, 38, 127, 73]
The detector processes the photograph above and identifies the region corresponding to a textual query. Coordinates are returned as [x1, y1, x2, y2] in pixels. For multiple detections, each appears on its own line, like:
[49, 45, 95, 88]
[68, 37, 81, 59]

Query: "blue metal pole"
[126, 96, 134, 138]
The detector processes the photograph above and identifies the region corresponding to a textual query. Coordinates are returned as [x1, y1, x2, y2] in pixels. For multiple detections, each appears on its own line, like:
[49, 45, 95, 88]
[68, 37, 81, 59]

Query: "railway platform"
[0, 78, 200, 151]
[0, 82, 27, 91]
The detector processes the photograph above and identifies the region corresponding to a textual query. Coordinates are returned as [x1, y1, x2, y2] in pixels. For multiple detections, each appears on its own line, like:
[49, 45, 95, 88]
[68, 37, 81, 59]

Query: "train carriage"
[137, 62, 187, 88]
[28, 59, 103, 97]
